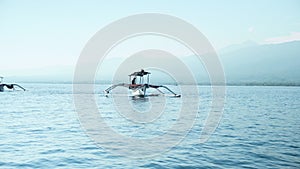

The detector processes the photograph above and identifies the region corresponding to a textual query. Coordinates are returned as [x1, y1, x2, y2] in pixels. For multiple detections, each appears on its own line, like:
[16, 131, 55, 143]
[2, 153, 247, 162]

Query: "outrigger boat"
[104, 69, 181, 97]
[0, 76, 26, 92]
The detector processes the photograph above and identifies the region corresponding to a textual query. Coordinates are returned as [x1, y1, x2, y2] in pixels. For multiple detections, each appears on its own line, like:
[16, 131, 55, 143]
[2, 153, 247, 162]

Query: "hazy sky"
[1, 0, 300, 76]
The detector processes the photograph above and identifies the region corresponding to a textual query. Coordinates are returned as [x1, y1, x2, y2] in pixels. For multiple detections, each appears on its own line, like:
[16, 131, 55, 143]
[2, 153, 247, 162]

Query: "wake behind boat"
[104, 69, 181, 97]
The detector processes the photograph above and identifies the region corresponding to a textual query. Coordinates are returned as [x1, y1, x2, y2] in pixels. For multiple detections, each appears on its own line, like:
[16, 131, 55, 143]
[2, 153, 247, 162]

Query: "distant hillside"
[4, 41, 300, 86]
[219, 40, 258, 54]
[220, 41, 300, 85]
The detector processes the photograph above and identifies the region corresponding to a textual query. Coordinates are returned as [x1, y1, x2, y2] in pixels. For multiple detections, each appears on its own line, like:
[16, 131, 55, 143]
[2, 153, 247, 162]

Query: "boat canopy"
[129, 69, 150, 77]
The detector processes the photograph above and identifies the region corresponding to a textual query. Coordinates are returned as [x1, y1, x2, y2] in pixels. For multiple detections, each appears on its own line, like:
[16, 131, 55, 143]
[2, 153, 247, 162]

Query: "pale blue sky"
[1, 0, 300, 76]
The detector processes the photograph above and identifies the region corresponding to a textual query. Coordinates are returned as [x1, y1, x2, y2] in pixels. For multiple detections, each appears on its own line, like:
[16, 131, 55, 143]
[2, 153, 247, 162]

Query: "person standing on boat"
[132, 77, 136, 85]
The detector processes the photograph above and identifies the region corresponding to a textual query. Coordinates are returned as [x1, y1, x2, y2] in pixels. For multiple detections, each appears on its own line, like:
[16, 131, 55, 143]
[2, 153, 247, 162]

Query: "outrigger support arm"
[149, 85, 181, 97]
[0, 84, 26, 91]
[11, 84, 26, 91]
[104, 83, 129, 94]
[104, 83, 181, 97]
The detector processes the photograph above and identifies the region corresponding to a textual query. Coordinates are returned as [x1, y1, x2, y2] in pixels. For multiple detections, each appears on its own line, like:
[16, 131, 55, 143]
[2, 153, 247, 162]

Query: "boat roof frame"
[129, 71, 151, 77]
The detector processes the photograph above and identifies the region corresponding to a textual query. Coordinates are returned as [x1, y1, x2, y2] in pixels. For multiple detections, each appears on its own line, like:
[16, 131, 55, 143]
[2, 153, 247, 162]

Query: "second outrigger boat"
[104, 69, 181, 97]
[0, 76, 26, 92]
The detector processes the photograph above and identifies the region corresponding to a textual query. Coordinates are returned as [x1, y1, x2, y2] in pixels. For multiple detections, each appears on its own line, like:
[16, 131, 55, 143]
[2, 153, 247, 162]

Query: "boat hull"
[131, 86, 147, 97]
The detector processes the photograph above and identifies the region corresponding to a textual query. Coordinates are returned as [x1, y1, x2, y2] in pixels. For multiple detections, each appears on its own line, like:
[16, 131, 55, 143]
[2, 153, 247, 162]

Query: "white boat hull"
[131, 86, 146, 97]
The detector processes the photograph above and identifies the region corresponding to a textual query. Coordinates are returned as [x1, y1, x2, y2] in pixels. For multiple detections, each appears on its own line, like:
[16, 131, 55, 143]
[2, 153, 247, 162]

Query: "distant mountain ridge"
[218, 40, 258, 55]
[3, 41, 300, 86]
[219, 41, 300, 85]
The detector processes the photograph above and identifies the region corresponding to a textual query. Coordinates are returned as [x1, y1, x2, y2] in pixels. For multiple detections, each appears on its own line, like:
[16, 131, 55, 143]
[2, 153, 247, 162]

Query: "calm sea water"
[0, 84, 299, 168]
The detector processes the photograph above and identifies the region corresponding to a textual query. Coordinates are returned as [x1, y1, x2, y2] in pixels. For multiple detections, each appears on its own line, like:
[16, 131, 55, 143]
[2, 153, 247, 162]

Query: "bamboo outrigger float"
[0, 76, 26, 92]
[104, 69, 181, 97]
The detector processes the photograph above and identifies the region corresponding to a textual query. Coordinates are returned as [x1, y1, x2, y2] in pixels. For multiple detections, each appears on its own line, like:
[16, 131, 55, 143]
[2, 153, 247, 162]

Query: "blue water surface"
[0, 84, 299, 168]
